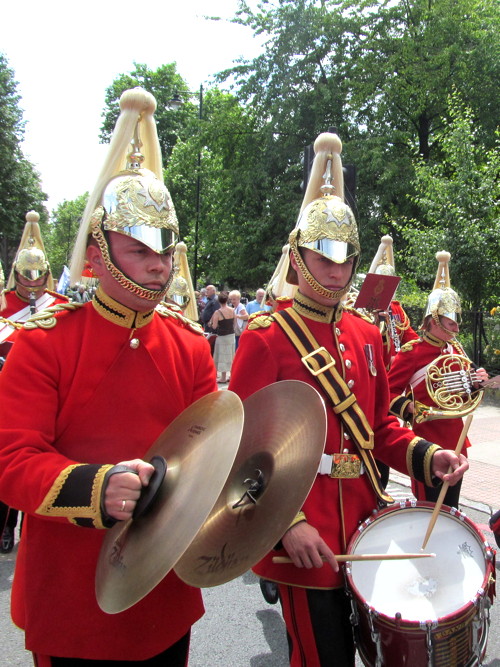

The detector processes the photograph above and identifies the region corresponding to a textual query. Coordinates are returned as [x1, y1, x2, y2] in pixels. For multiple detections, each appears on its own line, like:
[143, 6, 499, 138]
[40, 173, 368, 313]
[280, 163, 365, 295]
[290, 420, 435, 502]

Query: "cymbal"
[174, 380, 327, 588]
[95, 390, 244, 614]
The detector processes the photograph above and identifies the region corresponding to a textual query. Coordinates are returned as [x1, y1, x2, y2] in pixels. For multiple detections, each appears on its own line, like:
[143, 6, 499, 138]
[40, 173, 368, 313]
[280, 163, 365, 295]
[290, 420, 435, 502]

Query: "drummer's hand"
[282, 522, 339, 572]
[104, 459, 155, 520]
[431, 451, 469, 486]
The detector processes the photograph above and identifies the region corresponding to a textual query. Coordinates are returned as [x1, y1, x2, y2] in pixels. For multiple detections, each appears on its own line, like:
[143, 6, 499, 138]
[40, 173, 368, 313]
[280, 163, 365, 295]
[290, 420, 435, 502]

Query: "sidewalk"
[391, 402, 500, 513]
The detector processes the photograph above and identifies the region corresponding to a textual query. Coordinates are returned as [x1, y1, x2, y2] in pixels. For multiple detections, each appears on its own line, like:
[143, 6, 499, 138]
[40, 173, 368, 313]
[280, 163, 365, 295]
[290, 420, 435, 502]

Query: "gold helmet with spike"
[70, 88, 179, 300]
[424, 250, 461, 328]
[287, 133, 360, 300]
[167, 241, 198, 321]
[7, 211, 54, 293]
[368, 235, 396, 277]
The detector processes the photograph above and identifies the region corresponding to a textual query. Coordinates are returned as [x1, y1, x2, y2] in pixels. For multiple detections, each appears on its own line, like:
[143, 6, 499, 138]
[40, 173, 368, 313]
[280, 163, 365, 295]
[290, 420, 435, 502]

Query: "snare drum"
[345, 502, 495, 667]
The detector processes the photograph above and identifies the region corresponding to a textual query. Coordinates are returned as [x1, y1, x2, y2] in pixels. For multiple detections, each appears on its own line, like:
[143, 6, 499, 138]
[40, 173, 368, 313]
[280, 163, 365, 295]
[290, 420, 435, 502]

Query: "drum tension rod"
[232, 469, 265, 508]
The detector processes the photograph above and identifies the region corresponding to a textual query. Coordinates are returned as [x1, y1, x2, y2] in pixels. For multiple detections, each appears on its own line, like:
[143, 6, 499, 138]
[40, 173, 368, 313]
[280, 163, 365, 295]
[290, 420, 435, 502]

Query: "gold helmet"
[70, 88, 179, 300]
[368, 235, 396, 277]
[7, 211, 54, 293]
[424, 250, 461, 328]
[287, 133, 360, 300]
[166, 242, 198, 321]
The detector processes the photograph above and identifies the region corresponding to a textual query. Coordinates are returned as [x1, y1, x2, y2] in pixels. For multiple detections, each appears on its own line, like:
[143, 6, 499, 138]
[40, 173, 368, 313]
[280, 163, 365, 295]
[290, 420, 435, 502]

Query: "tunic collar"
[292, 291, 342, 324]
[422, 331, 451, 348]
[92, 286, 155, 329]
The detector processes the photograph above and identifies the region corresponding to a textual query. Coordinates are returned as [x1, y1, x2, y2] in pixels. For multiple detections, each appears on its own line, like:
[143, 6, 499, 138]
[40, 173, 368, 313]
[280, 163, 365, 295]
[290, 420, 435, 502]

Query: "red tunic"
[0, 289, 69, 346]
[388, 333, 472, 452]
[228, 292, 438, 590]
[1, 288, 68, 318]
[0, 288, 217, 660]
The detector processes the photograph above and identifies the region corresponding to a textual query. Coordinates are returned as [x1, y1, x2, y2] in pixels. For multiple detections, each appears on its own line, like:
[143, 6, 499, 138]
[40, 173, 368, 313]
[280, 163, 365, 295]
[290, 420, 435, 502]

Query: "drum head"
[347, 504, 488, 621]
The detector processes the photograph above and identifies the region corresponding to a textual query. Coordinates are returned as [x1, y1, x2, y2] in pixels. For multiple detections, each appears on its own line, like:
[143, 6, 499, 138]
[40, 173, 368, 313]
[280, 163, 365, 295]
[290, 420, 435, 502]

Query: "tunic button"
[344, 433, 350, 440]
[339, 343, 345, 352]
[345, 359, 352, 369]
[335, 328, 341, 336]
[348, 379, 355, 388]
[130, 338, 140, 349]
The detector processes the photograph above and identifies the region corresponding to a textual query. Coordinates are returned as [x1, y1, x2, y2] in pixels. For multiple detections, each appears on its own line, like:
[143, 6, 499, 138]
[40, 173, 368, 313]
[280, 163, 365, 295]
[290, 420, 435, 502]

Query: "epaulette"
[400, 338, 421, 353]
[45, 289, 70, 302]
[248, 313, 275, 330]
[156, 301, 204, 335]
[344, 305, 375, 325]
[23, 302, 84, 330]
[248, 310, 267, 323]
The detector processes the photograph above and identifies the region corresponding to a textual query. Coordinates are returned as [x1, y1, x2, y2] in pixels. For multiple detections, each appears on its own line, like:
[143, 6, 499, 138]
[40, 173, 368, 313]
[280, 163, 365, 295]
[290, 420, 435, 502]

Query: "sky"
[0, 0, 265, 212]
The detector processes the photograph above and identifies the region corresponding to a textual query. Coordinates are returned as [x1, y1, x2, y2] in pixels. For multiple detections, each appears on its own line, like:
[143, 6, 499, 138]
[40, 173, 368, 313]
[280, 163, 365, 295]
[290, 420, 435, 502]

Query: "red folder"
[353, 273, 401, 311]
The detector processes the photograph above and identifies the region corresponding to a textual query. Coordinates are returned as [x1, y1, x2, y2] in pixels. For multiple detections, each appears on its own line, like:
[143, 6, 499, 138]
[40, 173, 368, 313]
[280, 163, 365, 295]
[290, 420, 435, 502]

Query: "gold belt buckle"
[331, 453, 361, 478]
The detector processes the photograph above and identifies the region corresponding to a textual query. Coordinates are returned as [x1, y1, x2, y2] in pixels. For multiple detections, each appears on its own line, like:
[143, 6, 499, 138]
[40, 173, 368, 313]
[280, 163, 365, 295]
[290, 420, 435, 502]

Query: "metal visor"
[300, 239, 358, 264]
[113, 226, 177, 255]
[17, 268, 48, 281]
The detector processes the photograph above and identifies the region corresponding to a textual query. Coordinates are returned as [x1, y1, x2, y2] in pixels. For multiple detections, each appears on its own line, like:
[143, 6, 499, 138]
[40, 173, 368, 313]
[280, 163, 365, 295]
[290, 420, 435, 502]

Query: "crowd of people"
[195, 286, 270, 383]
[0, 91, 488, 667]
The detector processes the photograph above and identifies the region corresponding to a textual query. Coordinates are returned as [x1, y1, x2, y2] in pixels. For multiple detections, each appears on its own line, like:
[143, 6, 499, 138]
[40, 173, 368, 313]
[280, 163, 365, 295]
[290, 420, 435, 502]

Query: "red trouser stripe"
[278, 584, 322, 667]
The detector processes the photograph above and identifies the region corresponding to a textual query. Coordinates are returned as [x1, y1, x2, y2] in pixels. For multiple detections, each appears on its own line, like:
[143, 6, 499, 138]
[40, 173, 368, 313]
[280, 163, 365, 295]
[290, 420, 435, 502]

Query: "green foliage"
[393, 90, 500, 311]
[483, 307, 500, 371]
[44, 194, 89, 282]
[0, 53, 47, 271]
[99, 63, 191, 161]
[223, 0, 500, 269]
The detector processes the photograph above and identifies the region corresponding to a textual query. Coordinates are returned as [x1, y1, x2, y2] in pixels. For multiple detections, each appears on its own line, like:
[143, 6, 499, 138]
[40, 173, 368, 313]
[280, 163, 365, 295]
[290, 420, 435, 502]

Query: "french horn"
[413, 354, 484, 423]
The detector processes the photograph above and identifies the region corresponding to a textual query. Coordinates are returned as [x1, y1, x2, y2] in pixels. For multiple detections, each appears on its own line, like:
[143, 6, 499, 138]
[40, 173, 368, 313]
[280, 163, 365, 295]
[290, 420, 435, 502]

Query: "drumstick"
[421, 413, 473, 550]
[272, 553, 435, 564]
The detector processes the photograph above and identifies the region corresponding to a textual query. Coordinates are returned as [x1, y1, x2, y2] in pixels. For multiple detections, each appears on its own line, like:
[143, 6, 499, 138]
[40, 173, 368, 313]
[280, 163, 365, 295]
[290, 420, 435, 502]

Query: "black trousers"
[278, 584, 356, 666]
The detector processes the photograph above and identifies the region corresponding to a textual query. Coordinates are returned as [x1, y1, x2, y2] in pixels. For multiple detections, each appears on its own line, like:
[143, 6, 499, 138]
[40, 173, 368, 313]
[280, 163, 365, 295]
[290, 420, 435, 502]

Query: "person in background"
[0, 210, 69, 555]
[209, 291, 236, 383]
[0, 87, 216, 665]
[366, 235, 418, 371]
[246, 288, 271, 316]
[388, 250, 487, 509]
[364, 234, 419, 488]
[73, 284, 90, 303]
[200, 284, 220, 333]
[229, 289, 248, 350]
[228, 133, 468, 667]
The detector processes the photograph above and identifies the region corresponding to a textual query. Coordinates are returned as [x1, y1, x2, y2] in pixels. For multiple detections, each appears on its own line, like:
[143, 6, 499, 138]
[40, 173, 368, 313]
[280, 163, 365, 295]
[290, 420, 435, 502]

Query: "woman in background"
[209, 291, 236, 383]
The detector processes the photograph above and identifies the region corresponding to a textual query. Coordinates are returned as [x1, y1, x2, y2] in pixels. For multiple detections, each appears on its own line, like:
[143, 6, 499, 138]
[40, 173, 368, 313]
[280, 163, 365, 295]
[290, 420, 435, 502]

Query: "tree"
[100, 63, 192, 162]
[0, 53, 47, 272]
[221, 0, 500, 267]
[394, 91, 500, 312]
[45, 194, 89, 283]
[166, 88, 289, 287]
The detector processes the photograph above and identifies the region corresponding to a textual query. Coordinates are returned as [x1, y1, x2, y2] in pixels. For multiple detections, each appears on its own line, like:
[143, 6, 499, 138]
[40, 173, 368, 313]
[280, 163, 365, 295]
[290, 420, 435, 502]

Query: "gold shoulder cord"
[23, 303, 84, 330]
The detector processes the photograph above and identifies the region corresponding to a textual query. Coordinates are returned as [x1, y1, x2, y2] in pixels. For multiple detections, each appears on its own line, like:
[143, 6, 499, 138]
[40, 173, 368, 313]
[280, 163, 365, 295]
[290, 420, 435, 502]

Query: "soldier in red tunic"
[229, 133, 468, 666]
[366, 234, 418, 370]
[362, 234, 419, 488]
[388, 251, 487, 509]
[0, 211, 69, 553]
[0, 88, 216, 665]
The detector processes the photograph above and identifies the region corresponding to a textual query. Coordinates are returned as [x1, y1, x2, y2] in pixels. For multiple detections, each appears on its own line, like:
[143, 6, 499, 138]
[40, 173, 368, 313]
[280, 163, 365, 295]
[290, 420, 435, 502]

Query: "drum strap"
[273, 308, 393, 505]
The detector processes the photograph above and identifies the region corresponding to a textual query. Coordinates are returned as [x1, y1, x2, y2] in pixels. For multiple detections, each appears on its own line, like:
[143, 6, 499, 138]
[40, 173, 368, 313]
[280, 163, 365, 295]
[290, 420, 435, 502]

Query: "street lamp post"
[169, 84, 203, 288]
